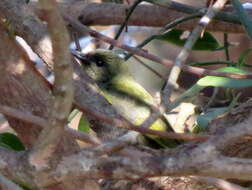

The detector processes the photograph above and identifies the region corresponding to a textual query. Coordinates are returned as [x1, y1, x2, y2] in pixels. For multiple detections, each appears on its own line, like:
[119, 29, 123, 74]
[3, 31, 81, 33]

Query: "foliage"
[154, 29, 220, 51]
[0, 133, 25, 151]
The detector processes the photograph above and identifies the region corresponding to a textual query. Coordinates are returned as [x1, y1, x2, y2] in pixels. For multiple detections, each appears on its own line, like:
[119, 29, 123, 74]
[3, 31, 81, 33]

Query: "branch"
[109, 0, 143, 50]
[29, 0, 74, 169]
[69, 2, 245, 33]
[0, 105, 101, 145]
[45, 102, 252, 185]
[0, 148, 36, 189]
[45, 142, 252, 186]
[0, 0, 53, 68]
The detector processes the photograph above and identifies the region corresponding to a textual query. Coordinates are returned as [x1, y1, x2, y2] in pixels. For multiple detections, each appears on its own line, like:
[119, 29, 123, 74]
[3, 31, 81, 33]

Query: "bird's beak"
[71, 49, 89, 63]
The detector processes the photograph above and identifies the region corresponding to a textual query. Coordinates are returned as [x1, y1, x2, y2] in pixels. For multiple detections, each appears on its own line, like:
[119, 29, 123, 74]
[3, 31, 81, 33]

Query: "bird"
[72, 49, 179, 148]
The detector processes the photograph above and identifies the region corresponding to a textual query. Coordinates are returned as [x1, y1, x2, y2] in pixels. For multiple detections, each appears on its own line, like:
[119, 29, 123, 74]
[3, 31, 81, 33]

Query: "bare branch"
[0, 0, 54, 68]
[70, 2, 244, 33]
[46, 143, 252, 186]
[0, 147, 37, 189]
[29, 0, 74, 169]
[0, 104, 101, 145]
[109, 0, 143, 50]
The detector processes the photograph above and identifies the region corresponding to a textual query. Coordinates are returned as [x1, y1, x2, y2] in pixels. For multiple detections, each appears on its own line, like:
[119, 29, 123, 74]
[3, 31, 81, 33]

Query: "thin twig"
[125, 12, 201, 60]
[204, 87, 219, 111]
[72, 31, 81, 51]
[64, 127, 101, 145]
[92, 131, 139, 156]
[224, 33, 230, 61]
[104, 114, 210, 142]
[132, 55, 166, 80]
[109, 0, 142, 50]
[0, 105, 101, 145]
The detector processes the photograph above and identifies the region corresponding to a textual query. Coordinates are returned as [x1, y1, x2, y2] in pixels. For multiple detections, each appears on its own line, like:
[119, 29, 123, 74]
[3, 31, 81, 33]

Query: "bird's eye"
[96, 60, 105, 67]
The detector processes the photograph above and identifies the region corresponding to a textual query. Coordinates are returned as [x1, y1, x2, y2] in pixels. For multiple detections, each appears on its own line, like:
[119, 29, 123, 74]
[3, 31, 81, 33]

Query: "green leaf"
[197, 67, 252, 88]
[78, 114, 91, 133]
[0, 133, 25, 151]
[195, 107, 228, 133]
[238, 48, 252, 66]
[169, 67, 252, 111]
[154, 29, 220, 51]
[194, 94, 238, 133]
[231, 0, 252, 40]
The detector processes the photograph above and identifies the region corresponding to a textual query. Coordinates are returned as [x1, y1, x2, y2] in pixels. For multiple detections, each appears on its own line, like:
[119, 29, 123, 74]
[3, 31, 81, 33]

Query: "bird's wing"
[110, 75, 155, 107]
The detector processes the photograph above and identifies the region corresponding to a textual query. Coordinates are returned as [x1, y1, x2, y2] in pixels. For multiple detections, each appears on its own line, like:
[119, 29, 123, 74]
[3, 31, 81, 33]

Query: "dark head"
[78, 49, 127, 83]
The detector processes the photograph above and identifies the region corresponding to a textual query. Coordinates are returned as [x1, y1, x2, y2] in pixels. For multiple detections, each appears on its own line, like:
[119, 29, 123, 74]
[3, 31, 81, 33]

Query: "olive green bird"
[72, 49, 178, 148]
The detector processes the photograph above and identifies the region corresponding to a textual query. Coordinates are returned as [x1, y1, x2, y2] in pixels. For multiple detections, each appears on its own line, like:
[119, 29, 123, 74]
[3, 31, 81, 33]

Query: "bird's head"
[77, 49, 127, 83]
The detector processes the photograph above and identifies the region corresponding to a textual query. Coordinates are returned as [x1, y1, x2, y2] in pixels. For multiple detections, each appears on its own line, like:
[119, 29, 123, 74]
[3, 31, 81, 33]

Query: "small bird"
[72, 49, 179, 148]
